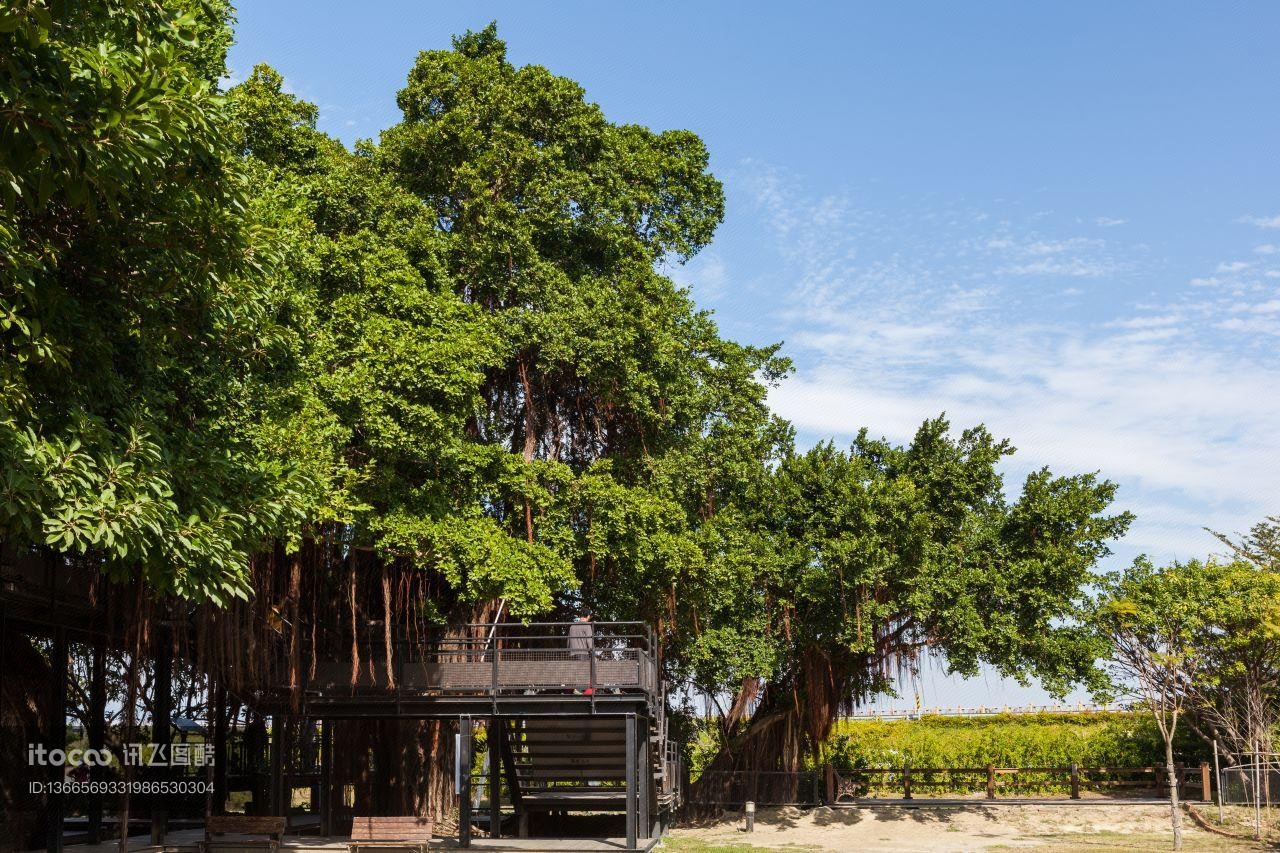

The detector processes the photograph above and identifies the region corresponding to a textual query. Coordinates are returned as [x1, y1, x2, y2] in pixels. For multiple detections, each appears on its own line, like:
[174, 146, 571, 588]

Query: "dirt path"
[668, 803, 1266, 852]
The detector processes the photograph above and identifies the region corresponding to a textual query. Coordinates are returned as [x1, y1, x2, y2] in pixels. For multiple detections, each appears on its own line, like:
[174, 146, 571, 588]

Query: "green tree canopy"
[695, 418, 1132, 779]
[220, 26, 791, 626]
[0, 0, 306, 600]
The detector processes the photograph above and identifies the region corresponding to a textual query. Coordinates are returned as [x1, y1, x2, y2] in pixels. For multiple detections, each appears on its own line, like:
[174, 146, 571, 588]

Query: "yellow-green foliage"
[825, 712, 1204, 770]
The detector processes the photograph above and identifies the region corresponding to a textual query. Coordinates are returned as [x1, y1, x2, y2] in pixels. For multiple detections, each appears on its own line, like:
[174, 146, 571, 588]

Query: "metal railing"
[305, 621, 659, 703]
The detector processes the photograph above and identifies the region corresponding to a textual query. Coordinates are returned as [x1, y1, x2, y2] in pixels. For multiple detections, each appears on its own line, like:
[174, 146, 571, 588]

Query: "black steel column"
[211, 682, 227, 816]
[269, 715, 284, 815]
[459, 716, 472, 848]
[86, 636, 106, 844]
[319, 721, 332, 836]
[150, 624, 172, 844]
[488, 716, 501, 839]
[639, 715, 651, 838]
[625, 713, 637, 851]
[47, 627, 67, 853]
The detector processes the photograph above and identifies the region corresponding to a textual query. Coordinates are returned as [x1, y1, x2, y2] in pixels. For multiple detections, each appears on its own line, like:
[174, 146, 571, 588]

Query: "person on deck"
[567, 613, 594, 661]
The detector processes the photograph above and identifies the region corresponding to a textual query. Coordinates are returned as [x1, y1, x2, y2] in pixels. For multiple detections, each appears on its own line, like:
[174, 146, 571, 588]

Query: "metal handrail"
[300, 621, 663, 706]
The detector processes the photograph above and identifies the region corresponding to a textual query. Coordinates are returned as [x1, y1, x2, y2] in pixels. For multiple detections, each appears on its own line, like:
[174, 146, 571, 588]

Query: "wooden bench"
[349, 815, 435, 853]
[202, 815, 287, 852]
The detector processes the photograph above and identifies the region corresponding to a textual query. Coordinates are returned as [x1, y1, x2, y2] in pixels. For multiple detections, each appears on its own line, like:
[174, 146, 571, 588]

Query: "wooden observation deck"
[278, 622, 662, 719]
[0, 551, 675, 851]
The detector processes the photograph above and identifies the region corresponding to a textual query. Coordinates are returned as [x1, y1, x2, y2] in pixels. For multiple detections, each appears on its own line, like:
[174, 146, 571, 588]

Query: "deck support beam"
[269, 714, 284, 815]
[459, 715, 473, 848]
[47, 626, 67, 853]
[87, 632, 106, 844]
[151, 623, 172, 844]
[488, 716, 501, 838]
[319, 720, 333, 836]
[211, 682, 228, 816]
[625, 713, 637, 851]
[640, 715, 651, 838]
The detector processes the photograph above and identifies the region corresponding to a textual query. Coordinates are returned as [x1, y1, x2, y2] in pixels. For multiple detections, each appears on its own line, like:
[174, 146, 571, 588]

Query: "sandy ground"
[669, 803, 1264, 852]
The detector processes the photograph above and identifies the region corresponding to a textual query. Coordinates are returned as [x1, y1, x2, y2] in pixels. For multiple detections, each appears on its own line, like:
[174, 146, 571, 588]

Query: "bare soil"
[666, 803, 1269, 852]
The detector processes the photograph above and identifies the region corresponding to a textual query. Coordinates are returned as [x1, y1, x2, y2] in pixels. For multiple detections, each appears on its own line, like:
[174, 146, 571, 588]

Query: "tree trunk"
[691, 646, 853, 811]
[0, 624, 54, 848]
[1166, 735, 1183, 851]
[690, 682, 808, 811]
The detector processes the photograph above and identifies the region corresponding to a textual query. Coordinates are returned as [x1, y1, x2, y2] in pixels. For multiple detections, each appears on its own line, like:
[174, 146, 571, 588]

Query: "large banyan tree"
[2, 0, 1134, 836]
[156, 22, 789, 820]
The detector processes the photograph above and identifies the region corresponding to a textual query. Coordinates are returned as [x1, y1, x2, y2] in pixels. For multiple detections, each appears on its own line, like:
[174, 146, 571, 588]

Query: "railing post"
[1070, 763, 1080, 800]
[398, 639, 406, 699]
[1201, 762, 1211, 802]
[903, 764, 912, 800]
[825, 765, 835, 805]
[491, 637, 499, 696]
[589, 629, 597, 693]
[986, 765, 996, 800]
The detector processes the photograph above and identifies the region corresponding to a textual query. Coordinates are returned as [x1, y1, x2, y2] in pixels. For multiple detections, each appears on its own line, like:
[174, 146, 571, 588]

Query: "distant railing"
[834, 703, 1135, 721]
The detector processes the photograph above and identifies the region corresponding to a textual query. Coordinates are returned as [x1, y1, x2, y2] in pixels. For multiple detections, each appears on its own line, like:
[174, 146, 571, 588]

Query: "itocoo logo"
[27, 744, 114, 767]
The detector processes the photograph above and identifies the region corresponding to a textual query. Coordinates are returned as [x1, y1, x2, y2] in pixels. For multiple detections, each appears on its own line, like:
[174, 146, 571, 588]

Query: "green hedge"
[825, 712, 1206, 771]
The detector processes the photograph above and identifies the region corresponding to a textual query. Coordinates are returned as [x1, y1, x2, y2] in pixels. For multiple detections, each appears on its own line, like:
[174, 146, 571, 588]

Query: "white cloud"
[1239, 215, 1280, 229]
[738, 164, 1280, 563]
[1095, 217, 1127, 227]
[1001, 258, 1113, 277]
[1255, 244, 1278, 255]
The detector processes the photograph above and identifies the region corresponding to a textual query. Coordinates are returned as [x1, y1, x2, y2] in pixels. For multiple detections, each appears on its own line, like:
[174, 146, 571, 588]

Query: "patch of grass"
[661, 838, 821, 852]
[989, 830, 1266, 851]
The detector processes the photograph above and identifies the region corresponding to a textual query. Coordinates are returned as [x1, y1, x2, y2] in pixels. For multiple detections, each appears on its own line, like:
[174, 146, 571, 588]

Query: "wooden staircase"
[500, 714, 665, 837]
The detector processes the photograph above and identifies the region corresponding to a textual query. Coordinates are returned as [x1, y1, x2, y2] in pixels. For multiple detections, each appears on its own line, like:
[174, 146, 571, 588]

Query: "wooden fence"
[692, 763, 1213, 807]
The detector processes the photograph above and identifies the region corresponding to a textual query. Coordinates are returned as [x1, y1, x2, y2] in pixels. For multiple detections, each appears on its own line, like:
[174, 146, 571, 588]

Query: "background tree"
[694, 418, 1131, 801]
[1163, 553, 1280, 831]
[0, 0, 306, 601]
[1199, 519, 1280, 764]
[1092, 558, 1215, 850]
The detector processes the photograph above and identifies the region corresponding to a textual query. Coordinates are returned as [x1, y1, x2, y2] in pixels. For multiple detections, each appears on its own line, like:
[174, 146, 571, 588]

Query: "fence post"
[825, 765, 835, 805]
[1201, 762, 1211, 803]
[903, 765, 912, 800]
[1070, 763, 1080, 800]
[986, 765, 996, 800]
[1213, 740, 1224, 824]
[491, 640, 499, 695]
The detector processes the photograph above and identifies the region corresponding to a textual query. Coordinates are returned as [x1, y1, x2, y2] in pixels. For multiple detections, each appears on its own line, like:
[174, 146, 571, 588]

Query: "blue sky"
[228, 2, 1280, 711]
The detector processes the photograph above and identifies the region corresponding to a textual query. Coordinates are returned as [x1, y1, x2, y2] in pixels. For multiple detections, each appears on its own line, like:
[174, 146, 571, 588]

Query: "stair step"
[515, 768, 629, 780]
[510, 744, 627, 756]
